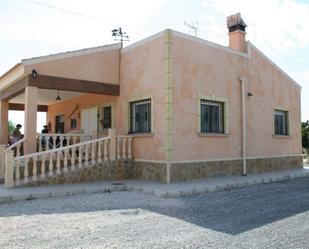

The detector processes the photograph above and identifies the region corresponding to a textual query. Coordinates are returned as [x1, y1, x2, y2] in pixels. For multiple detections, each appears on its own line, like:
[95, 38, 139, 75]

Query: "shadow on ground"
[1, 177, 309, 235]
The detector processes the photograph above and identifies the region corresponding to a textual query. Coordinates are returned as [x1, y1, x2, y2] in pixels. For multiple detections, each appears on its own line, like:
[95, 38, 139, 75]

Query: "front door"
[81, 107, 98, 134]
[55, 115, 65, 133]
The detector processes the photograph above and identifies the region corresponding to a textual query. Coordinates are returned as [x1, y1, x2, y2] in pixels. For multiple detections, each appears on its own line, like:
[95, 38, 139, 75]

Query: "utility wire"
[26, 0, 153, 33]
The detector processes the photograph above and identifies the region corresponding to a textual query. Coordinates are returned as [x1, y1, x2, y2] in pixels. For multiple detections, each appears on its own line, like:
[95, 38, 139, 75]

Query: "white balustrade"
[116, 135, 134, 161]
[4, 130, 135, 188]
[7, 138, 25, 157]
[38, 133, 93, 152]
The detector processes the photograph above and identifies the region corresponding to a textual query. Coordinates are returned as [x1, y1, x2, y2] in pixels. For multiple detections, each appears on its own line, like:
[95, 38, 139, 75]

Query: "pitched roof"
[21, 42, 121, 65]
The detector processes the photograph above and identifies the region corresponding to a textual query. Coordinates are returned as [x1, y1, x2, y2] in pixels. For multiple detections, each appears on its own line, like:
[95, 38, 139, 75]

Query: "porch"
[0, 68, 139, 187]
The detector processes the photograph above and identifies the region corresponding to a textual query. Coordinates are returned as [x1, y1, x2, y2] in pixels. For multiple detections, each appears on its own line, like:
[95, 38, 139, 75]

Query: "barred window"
[129, 99, 151, 134]
[201, 100, 225, 133]
[274, 110, 288, 135]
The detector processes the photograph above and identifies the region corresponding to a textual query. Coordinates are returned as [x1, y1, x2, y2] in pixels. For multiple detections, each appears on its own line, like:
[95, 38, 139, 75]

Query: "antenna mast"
[184, 21, 199, 37]
[112, 27, 129, 47]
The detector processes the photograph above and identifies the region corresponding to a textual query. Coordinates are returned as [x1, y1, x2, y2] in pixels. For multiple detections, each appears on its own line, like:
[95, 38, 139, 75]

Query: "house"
[0, 13, 302, 188]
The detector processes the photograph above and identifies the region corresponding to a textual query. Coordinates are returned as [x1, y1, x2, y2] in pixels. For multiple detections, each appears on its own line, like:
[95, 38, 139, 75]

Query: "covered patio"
[0, 43, 138, 188]
[0, 73, 119, 154]
[0, 43, 121, 154]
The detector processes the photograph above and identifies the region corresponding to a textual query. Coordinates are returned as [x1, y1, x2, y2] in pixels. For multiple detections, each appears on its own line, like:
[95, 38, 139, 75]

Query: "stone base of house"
[19, 155, 303, 186]
[133, 155, 303, 183]
[168, 155, 303, 182]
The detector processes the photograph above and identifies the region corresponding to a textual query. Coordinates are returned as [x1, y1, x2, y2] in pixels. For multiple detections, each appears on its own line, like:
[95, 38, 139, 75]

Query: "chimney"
[227, 13, 247, 52]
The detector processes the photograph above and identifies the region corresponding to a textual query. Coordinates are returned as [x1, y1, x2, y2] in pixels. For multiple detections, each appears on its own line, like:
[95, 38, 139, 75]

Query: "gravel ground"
[1, 178, 309, 249]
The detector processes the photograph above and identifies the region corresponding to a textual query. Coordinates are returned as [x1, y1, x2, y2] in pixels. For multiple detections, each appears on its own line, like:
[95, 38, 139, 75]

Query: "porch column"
[0, 99, 9, 145]
[24, 86, 38, 154]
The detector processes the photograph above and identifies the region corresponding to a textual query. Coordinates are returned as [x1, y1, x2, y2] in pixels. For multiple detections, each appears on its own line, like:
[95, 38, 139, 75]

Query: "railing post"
[128, 137, 133, 160]
[5, 149, 14, 188]
[92, 131, 98, 140]
[108, 129, 116, 161]
[0, 144, 6, 178]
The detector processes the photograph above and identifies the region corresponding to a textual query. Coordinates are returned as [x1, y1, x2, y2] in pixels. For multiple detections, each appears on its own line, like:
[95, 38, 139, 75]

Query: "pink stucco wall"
[25, 47, 120, 84]
[117, 35, 166, 161]
[46, 30, 301, 162]
[47, 35, 166, 161]
[171, 33, 301, 161]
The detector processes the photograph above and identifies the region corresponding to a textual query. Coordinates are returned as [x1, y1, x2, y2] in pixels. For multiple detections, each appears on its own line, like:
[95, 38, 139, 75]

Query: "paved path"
[1, 167, 309, 203]
[1, 177, 309, 248]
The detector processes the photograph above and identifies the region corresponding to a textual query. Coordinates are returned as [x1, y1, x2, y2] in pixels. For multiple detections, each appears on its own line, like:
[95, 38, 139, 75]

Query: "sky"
[1, 0, 309, 133]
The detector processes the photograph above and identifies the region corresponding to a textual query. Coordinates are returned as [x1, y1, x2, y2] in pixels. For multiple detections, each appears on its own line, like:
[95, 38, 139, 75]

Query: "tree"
[302, 121, 309, 150]
[8, 120, 15, 135]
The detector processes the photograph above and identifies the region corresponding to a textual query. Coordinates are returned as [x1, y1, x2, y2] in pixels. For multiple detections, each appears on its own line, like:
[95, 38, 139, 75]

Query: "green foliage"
[8, 120, 15, 134]
[302, 121, 309, 150]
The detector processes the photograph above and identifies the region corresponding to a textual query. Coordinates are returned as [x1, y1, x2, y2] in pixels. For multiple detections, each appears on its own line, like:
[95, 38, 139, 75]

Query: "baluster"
[17, 143, 21, 157]
[24, 158, 29, 183]
[103, 140, 108, 161]
[122, 138, 127, 160]
[117, 138, 121, 160]
[15, 160, 20, 185]
[71, 147, 76, 170]
[85, 144, 89, 167]
[39, 136, 43, 152]
[48, 152, 54, 176]
[91, 143, 96, 165]
[73, 136, 77, 145]
[78, 145, 83, 168]
[128, 137, 132, 159]
[60, 136, 64, 148]
[41, 155, 46, 179]
[63, 149, 69, 172]
[56, 152, 61, 174]
[32, 156, 38, 181]
[98, 141, 103, 164]
[46, 136, 50, 150]
[53, 135, 57, 150]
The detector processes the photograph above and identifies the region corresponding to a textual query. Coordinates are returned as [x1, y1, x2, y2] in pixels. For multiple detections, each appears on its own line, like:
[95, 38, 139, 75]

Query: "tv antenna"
[112, 27, 129, 46]
[184, 21, 199, 37]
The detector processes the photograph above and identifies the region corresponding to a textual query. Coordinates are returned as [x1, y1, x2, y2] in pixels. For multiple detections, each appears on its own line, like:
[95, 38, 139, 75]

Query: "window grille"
[201, 100, 224, 133]
[129, 99, 151, 133]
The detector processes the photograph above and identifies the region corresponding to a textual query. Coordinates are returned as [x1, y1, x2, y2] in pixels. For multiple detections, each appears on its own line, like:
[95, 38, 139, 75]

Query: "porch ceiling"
[10, 89, 84, 105]
[0, 74, 120, 101]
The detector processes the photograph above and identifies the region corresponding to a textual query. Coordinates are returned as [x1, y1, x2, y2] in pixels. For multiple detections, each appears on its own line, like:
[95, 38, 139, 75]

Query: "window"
[200, 100, 225, 133]
[99, 106, 112, 130]
[129, 99, 151, 133]
[274, 110, 288, 135]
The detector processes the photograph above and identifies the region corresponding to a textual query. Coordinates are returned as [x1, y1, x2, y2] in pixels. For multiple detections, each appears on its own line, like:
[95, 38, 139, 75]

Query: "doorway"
[55, 115, 65, 133]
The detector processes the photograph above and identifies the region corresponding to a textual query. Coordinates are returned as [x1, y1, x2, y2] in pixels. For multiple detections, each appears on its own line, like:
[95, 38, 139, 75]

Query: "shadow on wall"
[1, 178, 309, 235]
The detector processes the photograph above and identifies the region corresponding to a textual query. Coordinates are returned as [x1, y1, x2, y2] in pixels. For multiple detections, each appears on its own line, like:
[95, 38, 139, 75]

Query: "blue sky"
[1, 0, 309, 129]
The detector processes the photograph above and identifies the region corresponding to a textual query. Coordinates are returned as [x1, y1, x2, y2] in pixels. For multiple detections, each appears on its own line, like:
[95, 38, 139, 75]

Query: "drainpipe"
[240, 76, 247, 176]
